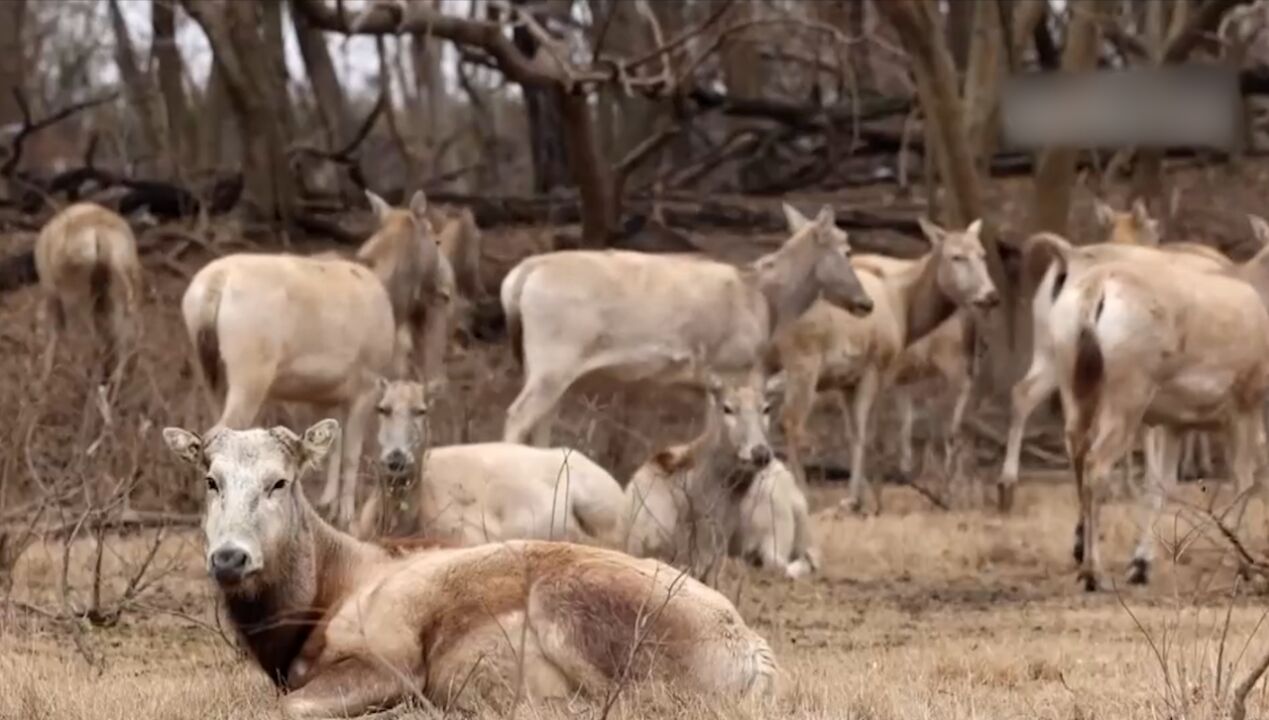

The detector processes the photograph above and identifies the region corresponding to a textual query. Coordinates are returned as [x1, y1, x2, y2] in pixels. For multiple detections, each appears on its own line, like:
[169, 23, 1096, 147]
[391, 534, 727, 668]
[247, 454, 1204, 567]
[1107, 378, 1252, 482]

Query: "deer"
[359, 190, 450, 386]
[623, 368, 818, 583]
[997, 199, 1235, 511]
[353, 379, 626, 547]
[34, 202, 144, 388]
[179, 250, 395, 529]
[499, 204, 875, 446]
[162, 419, 778, 717]
[770, 211, 998, 514]
[1030, 229, 1269, 590]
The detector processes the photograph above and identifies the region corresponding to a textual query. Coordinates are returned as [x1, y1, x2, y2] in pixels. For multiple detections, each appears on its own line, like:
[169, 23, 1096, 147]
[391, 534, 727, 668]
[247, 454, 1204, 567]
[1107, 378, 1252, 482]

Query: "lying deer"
[771, 210, 998, 514]
[162, 419, 777, 716]
[623, 369, 819, 583]
[353, 379, 626, 547]
[500, 204, 874, 446]
[34, 202, 143, 387]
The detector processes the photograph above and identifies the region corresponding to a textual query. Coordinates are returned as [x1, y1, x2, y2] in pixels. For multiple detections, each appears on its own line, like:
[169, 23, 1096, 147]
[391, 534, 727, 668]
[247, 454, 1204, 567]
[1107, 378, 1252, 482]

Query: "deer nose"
[383, 450, 410, 475]
[209, 546, 250, 585]
[750, 445, 772, 468]
[852, 296, 874, 316]
[976, 289, 1000, 308]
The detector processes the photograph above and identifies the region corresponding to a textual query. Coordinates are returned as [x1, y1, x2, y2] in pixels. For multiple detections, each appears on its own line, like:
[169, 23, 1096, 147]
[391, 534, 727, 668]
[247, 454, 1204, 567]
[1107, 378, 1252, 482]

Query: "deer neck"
[378, 468, 424, 538]
[894, 252, 956, 346]
[752, 248, 821, 337]
[689, 408, 759, 502]
[222, 500, 383, 689]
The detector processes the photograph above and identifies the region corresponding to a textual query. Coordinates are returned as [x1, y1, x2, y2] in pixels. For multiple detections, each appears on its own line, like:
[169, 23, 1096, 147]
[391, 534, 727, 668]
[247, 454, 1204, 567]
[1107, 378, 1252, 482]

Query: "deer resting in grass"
[162, 419, 778, 718]
[500, 204, 875, 446]
[771, 211, 998, 514]
[35, 202, 143, 387]
[623, 369, 819, 583]
[354, 379, 626, 547]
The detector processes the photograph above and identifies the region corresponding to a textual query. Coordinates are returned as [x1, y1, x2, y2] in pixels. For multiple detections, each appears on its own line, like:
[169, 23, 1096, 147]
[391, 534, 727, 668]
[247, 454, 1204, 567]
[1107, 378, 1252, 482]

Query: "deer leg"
[1000, 358, 1057, 512]
[1071, 403, 1139, 592]
[778, 360, 820, 487]
[335, 390, 376, 530]
[281, 656, 421, 719]
[895, 388, 916, 478]
[1226, 411, 1264, 533]
[39, 296, 66, 384]
[1128, 426, 1181, 585]
[945, 372, 976, 505]
[844, 369, 882, 515]
[504, 370, 575, 446]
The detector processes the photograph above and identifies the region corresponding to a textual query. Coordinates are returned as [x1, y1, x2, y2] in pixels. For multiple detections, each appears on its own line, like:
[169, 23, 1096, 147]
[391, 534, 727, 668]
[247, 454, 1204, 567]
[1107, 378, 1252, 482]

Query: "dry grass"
[3, 214, 1269, 719]
[4, 482, 1269, 720]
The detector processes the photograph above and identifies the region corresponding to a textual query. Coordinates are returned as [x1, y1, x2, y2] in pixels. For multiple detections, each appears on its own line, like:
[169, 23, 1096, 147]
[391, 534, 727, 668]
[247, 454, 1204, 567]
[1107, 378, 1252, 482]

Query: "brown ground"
[5, 165, 1269, 719]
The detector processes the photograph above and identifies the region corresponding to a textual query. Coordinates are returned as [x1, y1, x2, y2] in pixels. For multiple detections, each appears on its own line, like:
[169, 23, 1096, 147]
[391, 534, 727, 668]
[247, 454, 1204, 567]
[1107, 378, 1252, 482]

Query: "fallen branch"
[1, 89, 119, 180]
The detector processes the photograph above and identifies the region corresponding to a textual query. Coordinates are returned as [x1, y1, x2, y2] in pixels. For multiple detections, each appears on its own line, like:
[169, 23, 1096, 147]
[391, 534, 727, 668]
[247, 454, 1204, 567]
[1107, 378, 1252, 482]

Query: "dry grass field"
[3, 205, 1269, 720]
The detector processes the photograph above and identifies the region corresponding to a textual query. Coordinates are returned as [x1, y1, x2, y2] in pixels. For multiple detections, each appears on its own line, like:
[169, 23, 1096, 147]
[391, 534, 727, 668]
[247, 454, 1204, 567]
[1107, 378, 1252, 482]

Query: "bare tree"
[107, 0, 167, 174]
[0, 0, 27, 128]
[152, 0, 194, 174]
[183, 0, 296, 221]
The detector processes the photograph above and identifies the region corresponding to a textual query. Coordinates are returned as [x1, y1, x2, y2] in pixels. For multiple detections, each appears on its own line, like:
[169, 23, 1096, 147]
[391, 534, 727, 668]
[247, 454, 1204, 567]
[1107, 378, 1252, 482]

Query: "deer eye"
[376, 406, 390, 416]
[205, 476, 219, 494]
[762, 403, 773, 415]
[270, 478, 288, 494]
[411, 407, 428, 417]
[722, 404, 736, 416]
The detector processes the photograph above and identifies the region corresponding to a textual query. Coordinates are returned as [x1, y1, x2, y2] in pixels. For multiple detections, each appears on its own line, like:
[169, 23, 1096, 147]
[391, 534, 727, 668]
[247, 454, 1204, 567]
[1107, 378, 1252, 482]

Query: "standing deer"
[35, 202, 143, 387]
[500, 205, 874, 446]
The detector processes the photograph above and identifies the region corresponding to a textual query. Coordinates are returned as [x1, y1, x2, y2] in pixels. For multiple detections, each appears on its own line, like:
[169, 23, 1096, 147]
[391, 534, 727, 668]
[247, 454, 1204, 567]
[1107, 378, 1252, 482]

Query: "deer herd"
[27, 189, 1269, 715]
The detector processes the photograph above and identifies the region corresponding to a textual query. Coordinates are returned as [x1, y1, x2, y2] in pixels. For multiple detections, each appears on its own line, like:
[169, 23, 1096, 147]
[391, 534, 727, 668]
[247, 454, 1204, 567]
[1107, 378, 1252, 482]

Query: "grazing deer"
[772, 213, 998, 514]
[354, 379, 626, 547]
[500, 204, 874, 446]
[360, 190, 450, 385]
[623, 368, 818, 583]
[179, 251, 395, 528]
[34, 202, 143, 387]
[997, 199, 1234, 511]
[162, 419, 778, 717]
[1031, 230, 1269, 590]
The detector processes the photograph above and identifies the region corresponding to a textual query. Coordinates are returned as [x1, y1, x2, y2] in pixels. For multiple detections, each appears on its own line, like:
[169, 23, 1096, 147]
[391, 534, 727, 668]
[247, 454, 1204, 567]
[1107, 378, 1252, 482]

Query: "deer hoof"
[1078, 571, 1102, 593]
[1126, 558, 1149, 585]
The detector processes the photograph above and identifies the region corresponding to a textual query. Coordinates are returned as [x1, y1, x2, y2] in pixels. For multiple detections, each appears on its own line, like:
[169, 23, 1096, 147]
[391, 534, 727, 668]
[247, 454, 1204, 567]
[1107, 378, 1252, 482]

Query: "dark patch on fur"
[196, 325, 222, 392]
[89, 246, 111, 324]
[224, 586, 322, 689]
[652, 447, 695, 474]
[1050, 270, 1067, 301]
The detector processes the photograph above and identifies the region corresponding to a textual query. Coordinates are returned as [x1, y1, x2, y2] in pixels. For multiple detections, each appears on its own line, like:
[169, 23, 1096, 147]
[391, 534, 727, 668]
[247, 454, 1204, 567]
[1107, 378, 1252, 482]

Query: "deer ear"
[365, 190, 392, 222]
[300, 419, 340, 471]
[1092, 199, 1117, 228]
[163, 427, 206, 470]
[782, 202, 810, 232]
[409, 191, 429, 223]
[917, 217, 946, 247]
[966, 219, 983, 237]
[1249, 214, 1269, 246]
[1131, 198, 1151, 226]
[814, 204, 836, 229]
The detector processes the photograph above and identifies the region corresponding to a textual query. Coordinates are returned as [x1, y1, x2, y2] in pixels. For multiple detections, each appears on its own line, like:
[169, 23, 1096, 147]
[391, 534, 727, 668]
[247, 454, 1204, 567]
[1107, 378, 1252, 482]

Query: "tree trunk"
[963, 0, 1006, 177]
[562, 93, 614, 246]
[0, 0, 26, 127]
[291, 0, 349, 150]
[152, 0, 194, 174]
[1028, 0, 1109, 235]
[511, 6, 572, 193]
[184, 0, 296, 221]
[108, 0, 167, 174]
